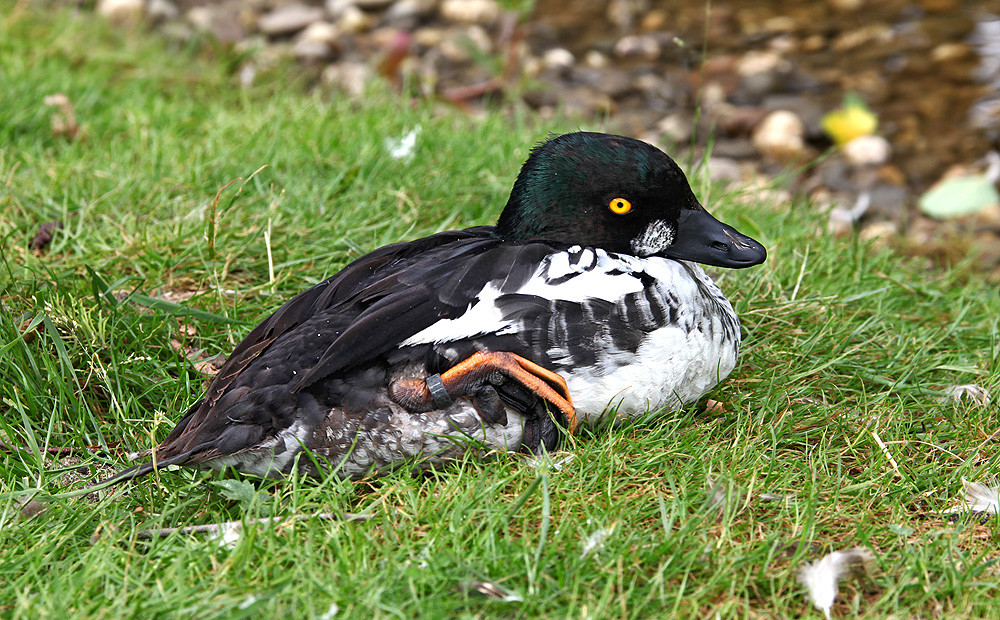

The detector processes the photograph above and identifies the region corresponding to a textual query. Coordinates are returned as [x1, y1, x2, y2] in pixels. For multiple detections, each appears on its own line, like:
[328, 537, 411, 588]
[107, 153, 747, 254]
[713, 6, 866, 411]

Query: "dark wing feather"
[156, 228, 563, 463]
[291, 239, 556, 391]
[200, 226, 494, 409]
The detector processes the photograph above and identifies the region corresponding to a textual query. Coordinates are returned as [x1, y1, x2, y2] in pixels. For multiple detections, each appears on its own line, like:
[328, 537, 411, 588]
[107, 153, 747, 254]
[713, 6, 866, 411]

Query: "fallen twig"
[442, 78, 504, 106]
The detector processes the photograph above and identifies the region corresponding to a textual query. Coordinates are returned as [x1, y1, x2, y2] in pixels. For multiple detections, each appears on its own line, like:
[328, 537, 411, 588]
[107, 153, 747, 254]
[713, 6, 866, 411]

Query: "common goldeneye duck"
[101, 131, 766, 485]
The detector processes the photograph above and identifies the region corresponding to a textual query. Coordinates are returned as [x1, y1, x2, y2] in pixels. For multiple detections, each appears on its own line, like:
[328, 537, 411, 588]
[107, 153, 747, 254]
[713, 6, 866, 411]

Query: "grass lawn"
[2, 4, 999, 618]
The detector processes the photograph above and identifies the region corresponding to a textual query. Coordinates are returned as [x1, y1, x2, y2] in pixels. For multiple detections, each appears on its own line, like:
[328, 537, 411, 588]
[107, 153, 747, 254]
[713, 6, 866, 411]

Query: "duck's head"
[494, 132, 766, 268]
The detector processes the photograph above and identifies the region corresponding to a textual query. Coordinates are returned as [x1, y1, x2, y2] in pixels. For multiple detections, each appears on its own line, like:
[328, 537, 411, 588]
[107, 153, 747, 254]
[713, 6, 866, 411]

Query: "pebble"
[384, 0, 439, 26]
[583, 50, 609, 69]
[439, 25, 491, 63]
[859, 220, 899, 247]
[542, 48, 575, 72]
[656, 113, 694, 144]
[355, 0, 396, 9]
[299, 21, 340, 46]
[97, 0, 145, 25]
[294, 39, 332, 60]
[148, 0, 179, 23]
[186, 6, 246, 43]
[413, 27, 446, 48]
[325, 0, 353, 16]
[931, 42, 972, 63]
[752, 110, 806, 162]
[827, 0, 864, 10]
[186, 6, 213, 32]
[335, 5, 372, 33]
[440, 0, 500, 25]
[613, 34, 661, 60]
[705, 157, 747, 184]
[258, 4, 326, 36]
[842, 135, 892, 167]
[294, 22, 340, 59]
[736, 50, 790, 97]
[322, 61, 373, 97]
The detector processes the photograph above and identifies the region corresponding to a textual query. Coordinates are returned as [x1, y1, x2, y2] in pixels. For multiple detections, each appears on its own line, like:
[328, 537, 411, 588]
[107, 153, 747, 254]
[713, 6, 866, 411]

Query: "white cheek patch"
[630, 220, 675, 257]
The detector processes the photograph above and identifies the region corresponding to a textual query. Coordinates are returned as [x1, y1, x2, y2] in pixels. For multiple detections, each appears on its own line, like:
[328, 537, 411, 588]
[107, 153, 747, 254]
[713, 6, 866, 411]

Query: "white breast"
[550, 254, 741, 422]
[406, 247, 741, 423]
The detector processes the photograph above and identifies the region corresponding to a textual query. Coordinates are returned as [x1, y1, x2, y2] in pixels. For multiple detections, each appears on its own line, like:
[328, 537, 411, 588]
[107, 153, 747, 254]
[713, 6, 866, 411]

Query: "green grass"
[2, 4, 999, 618]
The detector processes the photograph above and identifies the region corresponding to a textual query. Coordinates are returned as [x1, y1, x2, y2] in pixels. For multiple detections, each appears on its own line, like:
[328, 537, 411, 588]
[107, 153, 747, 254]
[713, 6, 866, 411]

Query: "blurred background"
[85, 0, 1000, 275]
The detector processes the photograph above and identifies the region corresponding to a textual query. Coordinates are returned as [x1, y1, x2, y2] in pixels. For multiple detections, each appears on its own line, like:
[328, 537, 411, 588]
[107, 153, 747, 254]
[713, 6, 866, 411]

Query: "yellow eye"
[609, 198, 632, 215]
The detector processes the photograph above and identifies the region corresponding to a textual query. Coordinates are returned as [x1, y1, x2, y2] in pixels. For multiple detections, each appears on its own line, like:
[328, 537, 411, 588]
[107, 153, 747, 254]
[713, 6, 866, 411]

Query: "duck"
[101, 131, 766, 485]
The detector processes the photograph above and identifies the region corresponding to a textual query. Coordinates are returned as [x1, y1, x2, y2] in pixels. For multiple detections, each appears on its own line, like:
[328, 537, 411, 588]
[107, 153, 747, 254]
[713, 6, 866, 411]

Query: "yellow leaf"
[821, 93, 878, 147]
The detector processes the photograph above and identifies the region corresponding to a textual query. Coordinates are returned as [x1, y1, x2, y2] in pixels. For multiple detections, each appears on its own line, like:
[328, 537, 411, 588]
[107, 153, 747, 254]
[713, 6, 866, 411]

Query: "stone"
[300, 21, 340, 44]
[706, 157, 747, 184]
[258, 4, 325, 36]
[842, 135, 891, 167]
[865, 183, 909, 223]
[440, 25, 491, 63]
[656, 113, 693, 144]
[762, 94, 824, 138]
[147, 0, 178, 23]
[322, 61, 373, 97]
[573, 67, 631, 97]
[542, 48, 574, 72]
[413, 27, 446, 48]
[859, 221, 898, 248]
[584, 50, 609, 69]
[325, 0, 354, 16]
[97, 0, 145, 26]
[931, 42, 972, 63]
[384, 0, 439, 27]
[355, 0, 395, 9]
[736, 50, 791, 97]
[752, 110, 805, 162]
[440, 0, 500, 25]
[613, 34, 661, 60]
[606, 0, 641, 29]
[186, 6, 246, 43]
[186, 6, 213, 32]
[831, 25, 893, 52]
[828, 0, 863, 9]
[336, 5, 372, 33]
[709, 138, 759, 160]
[293, 39, 331, 59]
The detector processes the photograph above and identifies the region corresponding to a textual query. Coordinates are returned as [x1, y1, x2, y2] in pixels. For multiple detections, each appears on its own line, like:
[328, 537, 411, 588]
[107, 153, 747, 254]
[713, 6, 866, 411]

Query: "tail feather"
[32, 450, 201, 502]
[91, 450, 198, 489]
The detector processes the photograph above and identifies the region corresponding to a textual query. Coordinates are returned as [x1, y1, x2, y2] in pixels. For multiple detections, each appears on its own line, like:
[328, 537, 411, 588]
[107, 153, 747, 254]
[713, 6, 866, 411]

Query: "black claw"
[518, 398, 562, 454]
[470, 385, 507, 425]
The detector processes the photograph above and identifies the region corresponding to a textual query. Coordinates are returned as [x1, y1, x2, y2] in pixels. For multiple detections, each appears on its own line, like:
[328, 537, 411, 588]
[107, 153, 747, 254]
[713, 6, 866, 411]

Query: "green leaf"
[918, 174, 1000, 218]
[211, 479, 259, 504]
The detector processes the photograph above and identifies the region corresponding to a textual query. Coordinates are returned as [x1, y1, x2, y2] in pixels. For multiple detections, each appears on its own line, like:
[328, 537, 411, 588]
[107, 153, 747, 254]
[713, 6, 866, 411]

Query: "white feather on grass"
[580, 525, 615, 558]
[938, 384, 991, 407]
[212, 521, 242, 549]
[798, 547, 874, 620]
[943, 478, 1000, 515]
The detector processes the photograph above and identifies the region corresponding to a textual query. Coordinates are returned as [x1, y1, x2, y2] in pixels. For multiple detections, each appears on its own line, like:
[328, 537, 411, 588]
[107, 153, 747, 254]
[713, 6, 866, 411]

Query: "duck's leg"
[390, 351, 577, 433]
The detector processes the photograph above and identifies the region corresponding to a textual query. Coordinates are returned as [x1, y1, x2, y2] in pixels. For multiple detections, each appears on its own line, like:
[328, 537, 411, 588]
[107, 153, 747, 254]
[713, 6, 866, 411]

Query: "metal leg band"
[425, 373, 453, 409]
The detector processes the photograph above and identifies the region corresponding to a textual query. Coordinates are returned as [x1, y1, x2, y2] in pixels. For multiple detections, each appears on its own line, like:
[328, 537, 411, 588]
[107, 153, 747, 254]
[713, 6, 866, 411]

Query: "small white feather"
[384, 125, 421, 161]
[938, 384, 991, 407]
[580, 525, 615, 558]
[798, 547, 873, 620]
[943, 478, 1000, 515]
[213, 521, 242, 549]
